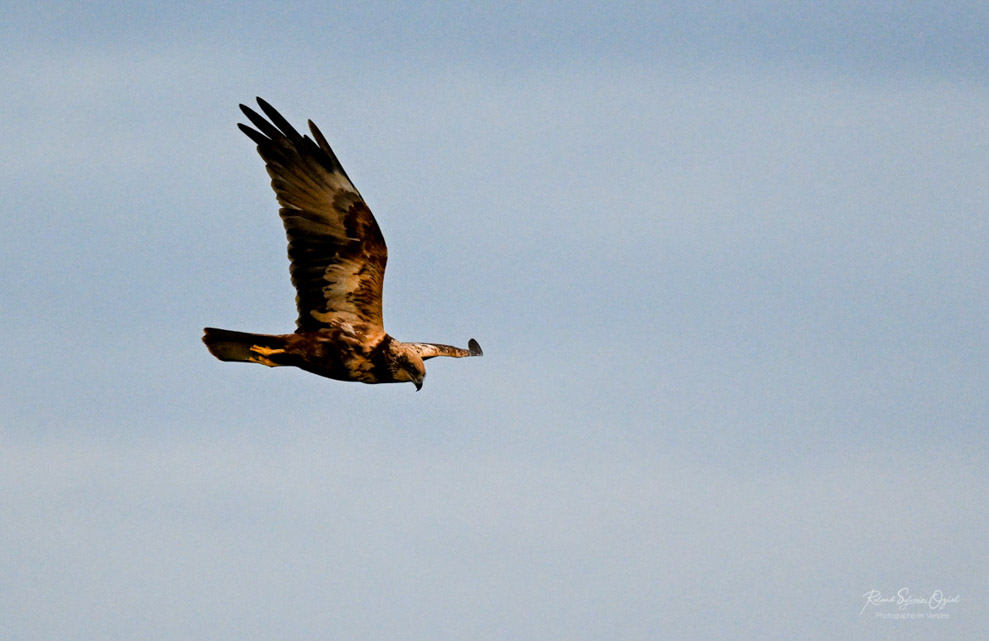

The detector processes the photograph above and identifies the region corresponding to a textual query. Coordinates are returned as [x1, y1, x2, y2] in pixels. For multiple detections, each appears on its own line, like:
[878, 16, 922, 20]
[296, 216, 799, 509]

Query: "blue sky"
[2, 2, 987, 640]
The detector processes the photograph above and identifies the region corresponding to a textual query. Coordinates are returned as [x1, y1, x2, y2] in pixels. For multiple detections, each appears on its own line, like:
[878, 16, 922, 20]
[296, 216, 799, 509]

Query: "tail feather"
[202, 327, 286, 365]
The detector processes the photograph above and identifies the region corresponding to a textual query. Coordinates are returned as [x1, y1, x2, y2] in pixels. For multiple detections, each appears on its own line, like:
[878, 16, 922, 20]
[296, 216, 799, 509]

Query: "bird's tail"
[202, 327, 288, 367]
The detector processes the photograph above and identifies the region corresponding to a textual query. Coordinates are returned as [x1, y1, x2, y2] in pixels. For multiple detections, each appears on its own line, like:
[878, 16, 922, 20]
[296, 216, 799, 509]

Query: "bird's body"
[203, 98, 481, 390]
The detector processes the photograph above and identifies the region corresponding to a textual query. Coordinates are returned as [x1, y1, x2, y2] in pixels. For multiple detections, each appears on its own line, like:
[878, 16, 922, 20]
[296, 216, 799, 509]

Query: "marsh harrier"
[203, 98, 481, 390]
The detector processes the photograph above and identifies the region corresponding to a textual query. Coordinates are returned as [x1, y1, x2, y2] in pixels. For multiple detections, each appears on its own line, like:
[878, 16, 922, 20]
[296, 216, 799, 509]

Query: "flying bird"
[203, 98, 482, 390]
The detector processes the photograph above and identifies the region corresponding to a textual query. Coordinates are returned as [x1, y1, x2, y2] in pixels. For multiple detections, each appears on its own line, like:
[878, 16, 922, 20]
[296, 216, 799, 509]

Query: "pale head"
[389, 342, 427, 391]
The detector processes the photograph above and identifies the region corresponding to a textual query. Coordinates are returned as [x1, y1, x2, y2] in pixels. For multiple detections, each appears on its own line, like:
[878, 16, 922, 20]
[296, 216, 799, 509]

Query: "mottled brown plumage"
[203, 98, 482, 390]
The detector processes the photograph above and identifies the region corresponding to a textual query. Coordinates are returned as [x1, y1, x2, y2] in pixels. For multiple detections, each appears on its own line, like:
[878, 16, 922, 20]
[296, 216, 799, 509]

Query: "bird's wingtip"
[467, 338, 483, 357]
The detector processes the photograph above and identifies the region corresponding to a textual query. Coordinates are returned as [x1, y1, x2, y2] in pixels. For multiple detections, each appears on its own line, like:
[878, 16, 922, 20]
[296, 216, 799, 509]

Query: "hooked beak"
[414, 379, 423, 392]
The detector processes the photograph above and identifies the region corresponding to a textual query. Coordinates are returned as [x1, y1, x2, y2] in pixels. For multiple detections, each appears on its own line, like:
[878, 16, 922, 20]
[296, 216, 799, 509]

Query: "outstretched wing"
[239, 98, 387, 333]
[408, 338, 483, 360]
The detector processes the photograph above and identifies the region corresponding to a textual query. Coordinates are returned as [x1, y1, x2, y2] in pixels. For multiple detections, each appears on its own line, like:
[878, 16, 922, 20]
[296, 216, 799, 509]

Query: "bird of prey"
[203, 98, 482, 390]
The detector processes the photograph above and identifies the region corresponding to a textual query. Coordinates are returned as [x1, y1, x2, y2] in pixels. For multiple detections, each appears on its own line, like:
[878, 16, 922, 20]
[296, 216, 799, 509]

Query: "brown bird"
[203, 98, 482, 390]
